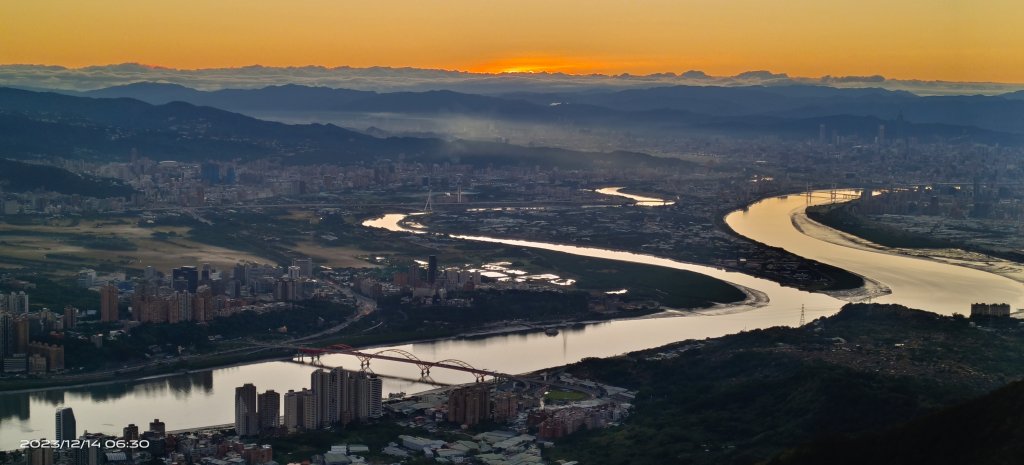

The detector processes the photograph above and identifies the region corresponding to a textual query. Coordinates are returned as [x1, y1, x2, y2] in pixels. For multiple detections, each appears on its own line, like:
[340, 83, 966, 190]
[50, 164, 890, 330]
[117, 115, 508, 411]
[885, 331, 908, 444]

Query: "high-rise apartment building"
[292, 258, 313, 278]
[3, 291, 30, 314]
[0, 313, 14, 360]
[310, 369, 333, 428]
[493, 392, 520, 422]
[100, 285, 119, 322]
[55, 407, 76, 442]
[26, 444, 54, 465]
[257, 390, 281, 431]
[122, 424, 139, 441]
[308, 367, 382, 429]
[358, 374, 383, 420]
[172, 266, 199, 293]
[62, 306, 77, 330]
[235, 383, 258, 436]
[283, 389, 313, 432]
[427, 255, 438, 285]
[148, 419, 166, 436]
[447, 384, 491, 426]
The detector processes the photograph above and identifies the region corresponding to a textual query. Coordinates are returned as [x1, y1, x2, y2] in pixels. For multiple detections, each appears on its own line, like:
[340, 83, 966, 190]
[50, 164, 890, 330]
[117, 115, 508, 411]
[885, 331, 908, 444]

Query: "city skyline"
[2, 0, 1022, 83]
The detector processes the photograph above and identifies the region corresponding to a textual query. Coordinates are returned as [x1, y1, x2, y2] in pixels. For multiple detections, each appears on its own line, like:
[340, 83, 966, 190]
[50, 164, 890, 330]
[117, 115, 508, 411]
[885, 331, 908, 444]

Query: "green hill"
[544, 304, 1024, 465]
[768, 377, 1024, 465]
[0, 158, 135, 198]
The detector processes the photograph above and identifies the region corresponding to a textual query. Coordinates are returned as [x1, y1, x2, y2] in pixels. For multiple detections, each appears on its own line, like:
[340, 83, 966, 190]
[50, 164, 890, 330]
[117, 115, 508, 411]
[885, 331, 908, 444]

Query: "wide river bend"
[1, 189, 1021, 449]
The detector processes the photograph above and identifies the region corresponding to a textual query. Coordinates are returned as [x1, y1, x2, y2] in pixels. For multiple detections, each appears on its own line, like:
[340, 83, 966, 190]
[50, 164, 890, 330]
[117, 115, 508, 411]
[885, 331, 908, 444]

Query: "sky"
[1, 0, 1022, 83]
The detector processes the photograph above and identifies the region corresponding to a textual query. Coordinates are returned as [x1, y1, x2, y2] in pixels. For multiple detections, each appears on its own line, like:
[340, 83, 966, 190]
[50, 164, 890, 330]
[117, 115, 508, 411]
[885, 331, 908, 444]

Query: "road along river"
[2, 189, 1020, 449]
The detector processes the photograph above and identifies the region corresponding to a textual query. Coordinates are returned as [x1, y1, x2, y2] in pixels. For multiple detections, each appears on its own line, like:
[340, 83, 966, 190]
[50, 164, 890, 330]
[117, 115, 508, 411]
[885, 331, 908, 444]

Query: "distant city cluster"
[228, 367, 636, 464]
[25, 368, 635, 465]
[354, 254, 482, 305]
[0, 154, 628, 215]
[85, 258, 322, 325]
[0, 310, 66, 375]
[970, 303, 1012, 318]
[24, 407, 275, 465]
[355, 254, 578, 309]
[0, 258, 341, 376]
[377, 372, 635, 464]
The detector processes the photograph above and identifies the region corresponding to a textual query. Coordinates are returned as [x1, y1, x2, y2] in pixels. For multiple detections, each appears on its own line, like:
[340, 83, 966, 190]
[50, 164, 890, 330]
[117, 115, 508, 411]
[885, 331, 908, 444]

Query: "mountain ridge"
[0, 87, 691, 168]
[65, 82, 1024, 142]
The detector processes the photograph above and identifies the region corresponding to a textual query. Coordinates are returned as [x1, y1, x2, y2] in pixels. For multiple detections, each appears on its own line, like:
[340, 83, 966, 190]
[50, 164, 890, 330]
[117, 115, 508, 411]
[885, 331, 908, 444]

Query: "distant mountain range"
[1001, 90, 1024, 100]
[507, 86, 1024, 135]
[1, 82, 1021, 177]
[0, 87, 688, 168]
[61, 82, 1024, 143]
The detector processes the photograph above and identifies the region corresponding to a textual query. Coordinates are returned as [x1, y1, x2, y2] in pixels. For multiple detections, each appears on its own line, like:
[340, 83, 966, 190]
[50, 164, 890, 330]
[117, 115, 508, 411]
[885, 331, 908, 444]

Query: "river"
[1, 189, 1021, 449]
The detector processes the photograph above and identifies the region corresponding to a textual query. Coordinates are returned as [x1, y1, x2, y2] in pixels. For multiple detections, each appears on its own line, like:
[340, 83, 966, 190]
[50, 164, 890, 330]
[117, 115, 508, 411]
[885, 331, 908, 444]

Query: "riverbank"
[0, 348, 292, 394]
[725, 191, 1024, 316]
[804, 203, 1024, 286]
[0, 300, 673, 394]
[715, 203, 868, 294]
[603, 185, 867, 293]
[613, 186, 874, 295]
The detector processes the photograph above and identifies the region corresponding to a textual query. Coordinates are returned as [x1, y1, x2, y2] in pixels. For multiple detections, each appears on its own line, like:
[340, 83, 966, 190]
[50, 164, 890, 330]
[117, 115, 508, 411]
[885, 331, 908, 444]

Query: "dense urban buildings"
[971, 302, 1012, 318]
[269, 367, 385, 434]
[0, 311, 64, 374]
[447, 384, 491, 427]
[235, 369, 383, 437]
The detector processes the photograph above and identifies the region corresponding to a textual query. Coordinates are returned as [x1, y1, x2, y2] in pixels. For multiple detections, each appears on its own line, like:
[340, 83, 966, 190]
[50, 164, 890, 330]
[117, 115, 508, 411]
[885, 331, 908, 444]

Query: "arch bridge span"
[281, 342, 504, 382]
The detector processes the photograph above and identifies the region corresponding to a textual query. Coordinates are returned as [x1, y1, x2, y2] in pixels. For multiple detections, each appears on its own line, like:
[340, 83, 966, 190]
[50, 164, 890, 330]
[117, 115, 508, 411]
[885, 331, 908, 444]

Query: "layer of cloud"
[1, 64, 1022, 96]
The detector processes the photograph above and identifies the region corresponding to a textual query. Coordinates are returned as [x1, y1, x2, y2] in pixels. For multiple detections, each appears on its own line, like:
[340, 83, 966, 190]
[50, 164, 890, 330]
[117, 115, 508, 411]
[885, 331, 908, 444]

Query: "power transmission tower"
[799, 304, 806, 327]
[423, 189, 434, 213]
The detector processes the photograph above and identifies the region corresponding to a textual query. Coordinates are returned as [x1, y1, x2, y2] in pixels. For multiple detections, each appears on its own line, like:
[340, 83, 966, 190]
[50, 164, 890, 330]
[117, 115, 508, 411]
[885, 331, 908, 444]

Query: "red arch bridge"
[257, 342, 508, 382]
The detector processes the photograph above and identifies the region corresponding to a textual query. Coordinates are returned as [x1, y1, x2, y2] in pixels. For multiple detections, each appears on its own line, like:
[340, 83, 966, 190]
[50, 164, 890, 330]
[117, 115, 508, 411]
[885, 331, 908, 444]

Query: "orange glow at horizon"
[1, 0, 1023, 83]
[469, 56, 644, 75]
